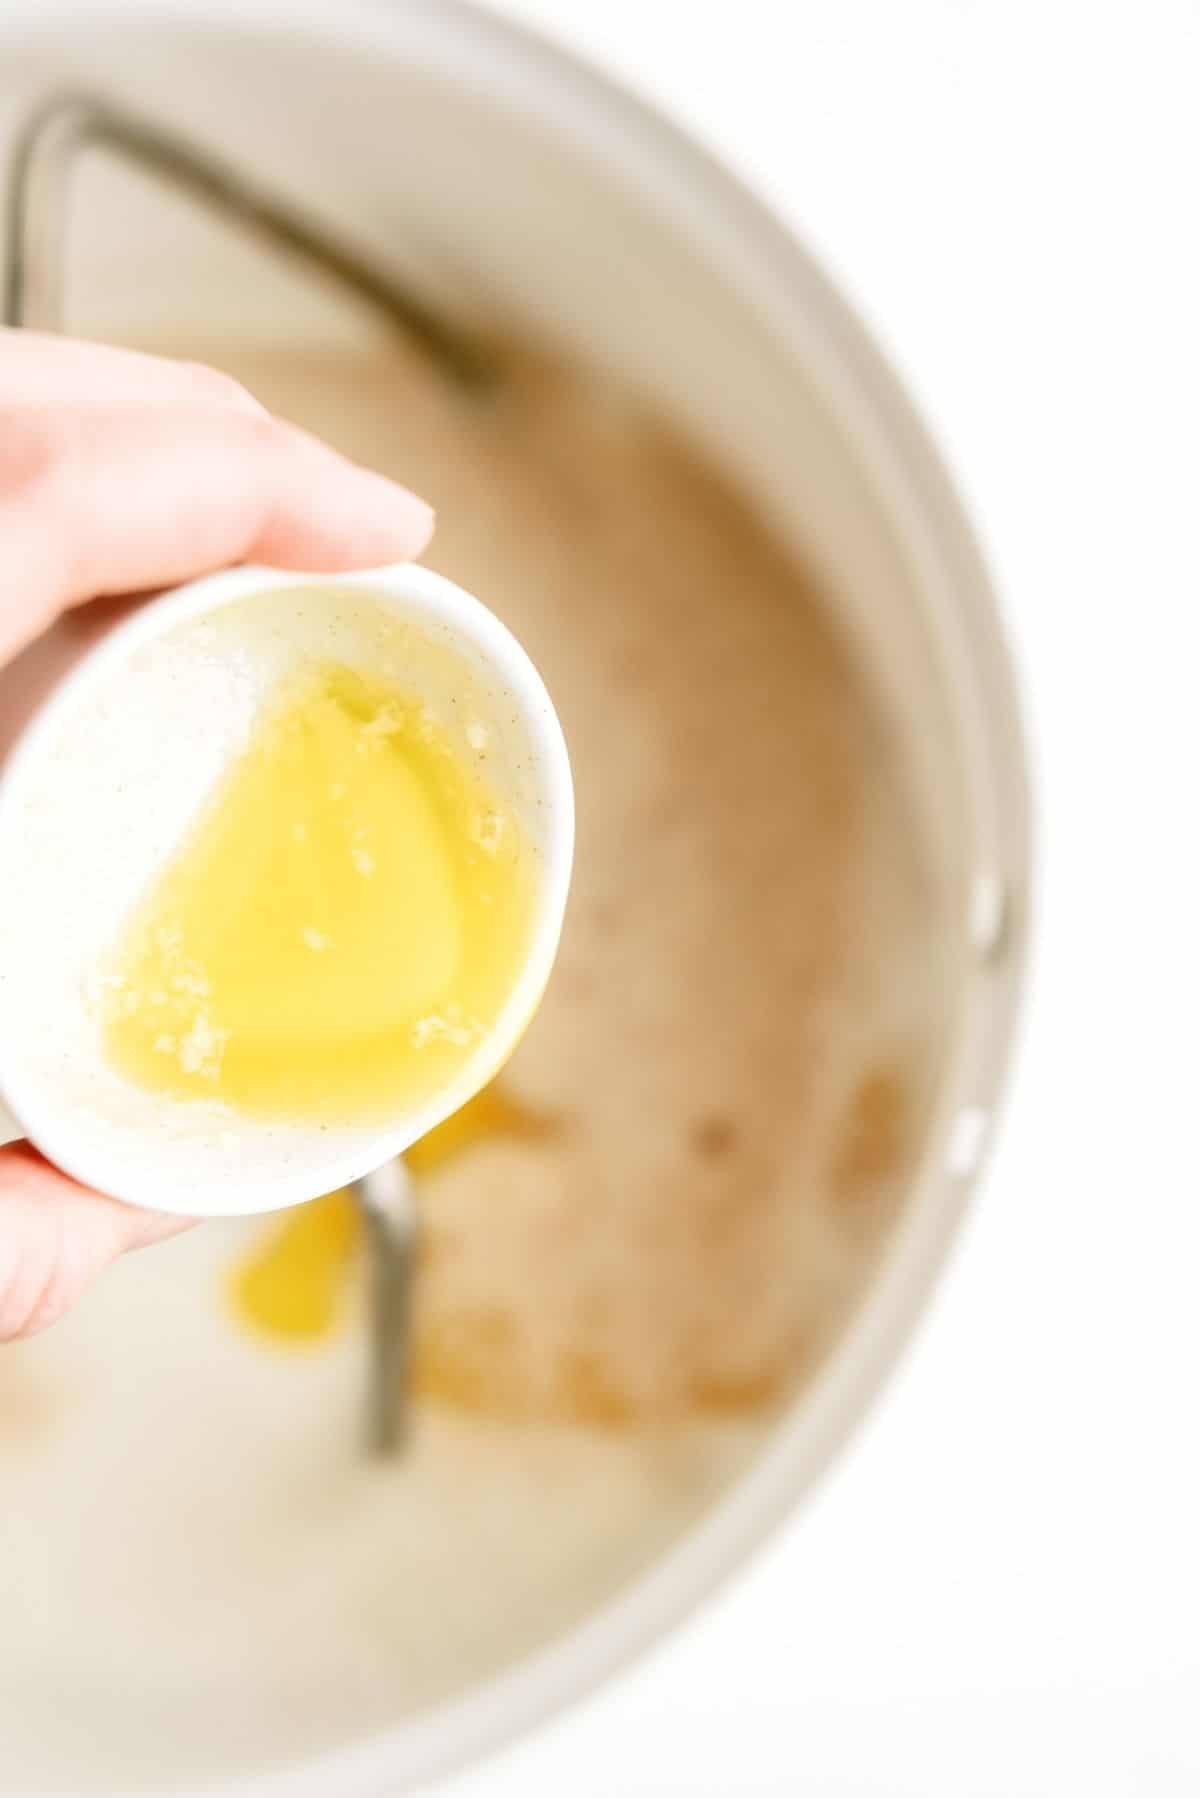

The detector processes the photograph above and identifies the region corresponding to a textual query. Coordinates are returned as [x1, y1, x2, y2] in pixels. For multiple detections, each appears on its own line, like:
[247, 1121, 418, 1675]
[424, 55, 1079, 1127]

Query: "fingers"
[0, 404, 436, 660]
[0, 1145, 193, 1343]
[0, 328, 268, 415]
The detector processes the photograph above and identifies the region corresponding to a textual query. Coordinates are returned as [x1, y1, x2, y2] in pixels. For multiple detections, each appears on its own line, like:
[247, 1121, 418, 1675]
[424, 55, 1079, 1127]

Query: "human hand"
[0, 329, 434, 1340]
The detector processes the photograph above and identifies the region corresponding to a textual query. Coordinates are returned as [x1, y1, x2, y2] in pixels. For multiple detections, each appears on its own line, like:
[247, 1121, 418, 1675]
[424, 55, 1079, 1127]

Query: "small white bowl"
[0, 562, 574, 1218]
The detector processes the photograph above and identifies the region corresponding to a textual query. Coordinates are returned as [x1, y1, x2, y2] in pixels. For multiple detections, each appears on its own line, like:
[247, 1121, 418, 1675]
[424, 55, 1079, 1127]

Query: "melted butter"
[99, 664, 535, 1123]
[229, 1186, 358, 1342]
[226, 1082, 560, 1344]
[405, 1081, 561, 1174]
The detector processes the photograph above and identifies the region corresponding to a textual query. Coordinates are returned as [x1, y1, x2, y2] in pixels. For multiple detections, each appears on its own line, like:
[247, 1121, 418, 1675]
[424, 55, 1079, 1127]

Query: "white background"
[437, 3, 1200, 1794]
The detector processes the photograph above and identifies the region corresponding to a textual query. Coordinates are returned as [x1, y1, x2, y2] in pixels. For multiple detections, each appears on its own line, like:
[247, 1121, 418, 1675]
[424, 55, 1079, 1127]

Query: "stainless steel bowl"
[0, 5, 1030, 1794]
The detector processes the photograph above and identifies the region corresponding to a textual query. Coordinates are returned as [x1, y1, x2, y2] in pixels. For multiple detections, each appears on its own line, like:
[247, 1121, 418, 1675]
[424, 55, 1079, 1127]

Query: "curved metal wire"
[3, 90, 494, 390]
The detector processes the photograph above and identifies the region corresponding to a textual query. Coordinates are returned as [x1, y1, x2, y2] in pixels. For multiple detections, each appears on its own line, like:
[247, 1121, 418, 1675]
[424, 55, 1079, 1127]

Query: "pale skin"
[0, 330, 435, 1342]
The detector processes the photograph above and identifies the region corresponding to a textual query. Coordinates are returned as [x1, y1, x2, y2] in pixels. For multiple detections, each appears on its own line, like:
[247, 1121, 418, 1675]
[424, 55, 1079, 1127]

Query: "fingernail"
[346, 464, 436, 561]
[399, 494, 436, 558]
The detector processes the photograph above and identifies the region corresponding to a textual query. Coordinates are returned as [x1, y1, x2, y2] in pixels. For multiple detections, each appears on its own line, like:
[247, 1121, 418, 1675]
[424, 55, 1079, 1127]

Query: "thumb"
[0, 1145, 192, 1342]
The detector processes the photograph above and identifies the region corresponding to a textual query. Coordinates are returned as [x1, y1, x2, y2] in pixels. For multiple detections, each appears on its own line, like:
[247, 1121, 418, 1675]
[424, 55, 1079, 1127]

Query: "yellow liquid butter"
[228, 1082, 562, 1344]
[99, 663, 535, 1122]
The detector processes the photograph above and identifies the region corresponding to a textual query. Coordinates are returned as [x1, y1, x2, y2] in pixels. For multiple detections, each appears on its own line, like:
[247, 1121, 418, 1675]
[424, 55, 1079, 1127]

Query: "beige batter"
[0, 338, 948, 1790]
